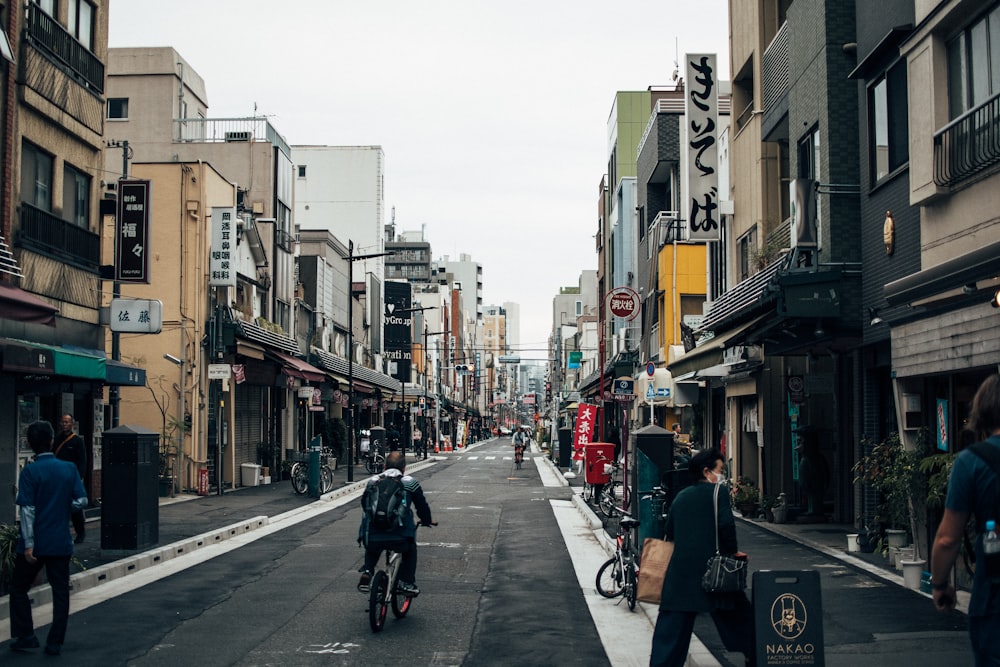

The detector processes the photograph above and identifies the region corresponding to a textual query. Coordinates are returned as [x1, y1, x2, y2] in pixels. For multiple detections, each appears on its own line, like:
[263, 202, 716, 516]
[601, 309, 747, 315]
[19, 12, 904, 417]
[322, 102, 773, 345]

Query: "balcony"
[17, 203, 100, 271]
[26, 4, 104, 94]
[934, 93, 1000, 188]
[275, 229, 294, 254]
[762, 22, 789, 113]
[174, 117, 291, 158]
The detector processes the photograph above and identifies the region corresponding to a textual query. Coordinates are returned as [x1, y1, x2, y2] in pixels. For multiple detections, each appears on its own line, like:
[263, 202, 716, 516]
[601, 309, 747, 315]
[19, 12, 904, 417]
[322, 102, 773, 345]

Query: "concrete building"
[0, 1, 137, 522]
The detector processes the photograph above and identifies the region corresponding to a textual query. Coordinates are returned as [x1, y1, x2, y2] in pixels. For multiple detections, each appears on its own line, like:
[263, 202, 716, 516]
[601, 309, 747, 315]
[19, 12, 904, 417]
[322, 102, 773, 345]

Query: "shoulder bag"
[701, 483, 748, 593]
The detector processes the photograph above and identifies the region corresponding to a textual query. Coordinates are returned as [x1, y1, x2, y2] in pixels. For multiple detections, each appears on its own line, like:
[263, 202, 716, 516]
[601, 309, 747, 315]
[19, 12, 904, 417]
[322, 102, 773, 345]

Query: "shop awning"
[268, 351, 326, 383]
[312, 348, 400, 393]
[105, 359, 147, 386]
[668, 314, 770, 379]
[31, 342, 104, 379]
[0, 339, 55, 374]
[0, 283, 58, 326]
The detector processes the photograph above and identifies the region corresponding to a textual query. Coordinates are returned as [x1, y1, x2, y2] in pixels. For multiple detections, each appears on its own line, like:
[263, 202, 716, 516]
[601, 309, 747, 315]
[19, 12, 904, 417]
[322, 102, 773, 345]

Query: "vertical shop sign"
[115, 180, 151, 282]
[210, 207, 236, 288]
[685, 53, 720, 241]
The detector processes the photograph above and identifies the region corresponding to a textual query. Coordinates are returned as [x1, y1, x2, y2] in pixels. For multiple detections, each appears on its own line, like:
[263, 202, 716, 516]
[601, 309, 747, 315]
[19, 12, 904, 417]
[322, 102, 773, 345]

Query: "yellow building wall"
[103, 162, 235, 490]
[657, 243, 707, 349]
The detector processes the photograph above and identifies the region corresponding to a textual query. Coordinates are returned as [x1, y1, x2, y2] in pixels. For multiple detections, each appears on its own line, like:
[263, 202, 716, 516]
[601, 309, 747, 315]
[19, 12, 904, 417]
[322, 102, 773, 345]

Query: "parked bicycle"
[595, 511, 640, 610]
[582, 451, 614, 503]
[597, 461, 630, 518]
[361, 446, 386, 475]
[367, 522, 436, 633]
[290, 447, 335, 495]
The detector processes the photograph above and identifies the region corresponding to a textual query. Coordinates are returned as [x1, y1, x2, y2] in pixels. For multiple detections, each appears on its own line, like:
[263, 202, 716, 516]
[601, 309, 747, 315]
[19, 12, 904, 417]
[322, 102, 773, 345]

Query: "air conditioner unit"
[225, 131, 252, 142]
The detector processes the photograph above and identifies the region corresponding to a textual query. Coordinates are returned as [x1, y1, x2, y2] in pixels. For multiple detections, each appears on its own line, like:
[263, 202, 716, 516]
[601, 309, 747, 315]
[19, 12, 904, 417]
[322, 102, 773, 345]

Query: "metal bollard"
[308, 435, 322, 498]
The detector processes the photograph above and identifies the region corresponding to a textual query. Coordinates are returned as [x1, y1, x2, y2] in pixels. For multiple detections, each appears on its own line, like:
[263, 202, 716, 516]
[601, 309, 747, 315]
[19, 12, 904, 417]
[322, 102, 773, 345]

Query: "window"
[575, 300, 583, 317]
[798, 127, 820, 179]
[297, 165, 307, 178]
[34, 0, 55, 16]
[738, 226, 757, 281]
[107, 98, 128, 120]
[63, 163, 90, 227]
[68, 0, 95, 50]
[947, 5, 1000, 119]
[869, 61, 909, 182]
[20, 142, 53, 210]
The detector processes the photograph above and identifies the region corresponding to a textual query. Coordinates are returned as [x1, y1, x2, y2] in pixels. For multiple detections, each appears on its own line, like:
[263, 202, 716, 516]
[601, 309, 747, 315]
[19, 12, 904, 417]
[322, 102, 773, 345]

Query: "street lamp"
[424, 327, 448, 453]
[347, 241, 395, 483]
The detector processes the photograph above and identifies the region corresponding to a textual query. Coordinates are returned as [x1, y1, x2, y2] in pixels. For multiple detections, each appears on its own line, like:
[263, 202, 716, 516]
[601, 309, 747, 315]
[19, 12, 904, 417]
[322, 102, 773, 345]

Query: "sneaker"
[9, 635, 40, 652]
[357, 570, 371, 592]
[44, 643, 62, 656]
[396, 581, 420, 597]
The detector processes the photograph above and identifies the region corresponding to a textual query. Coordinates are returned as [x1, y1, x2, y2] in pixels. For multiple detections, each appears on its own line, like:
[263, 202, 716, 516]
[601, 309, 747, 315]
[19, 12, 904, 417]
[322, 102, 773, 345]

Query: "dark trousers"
[970, 613, 1000, 666]
[651, 601, 754, 667]
[71, 509, 86, 538]
[9, 553, 71, 646]
[364, 537, 417, 584]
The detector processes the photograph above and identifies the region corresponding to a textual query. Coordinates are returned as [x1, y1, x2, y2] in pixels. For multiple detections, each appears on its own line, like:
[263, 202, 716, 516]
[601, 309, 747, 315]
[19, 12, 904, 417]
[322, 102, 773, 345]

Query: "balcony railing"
[934, 93, 1000, 187]
[275, 228, 294, 253]
[17, 203, 100, 271]
[26, 4, 104, 94]
[762, 22, 789, 114]
[174, 117, 292, 158]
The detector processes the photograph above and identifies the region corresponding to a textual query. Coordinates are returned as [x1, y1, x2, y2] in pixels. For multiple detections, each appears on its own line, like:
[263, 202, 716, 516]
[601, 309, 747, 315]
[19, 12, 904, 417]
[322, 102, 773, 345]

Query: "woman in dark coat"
[650, 448, 754, 666]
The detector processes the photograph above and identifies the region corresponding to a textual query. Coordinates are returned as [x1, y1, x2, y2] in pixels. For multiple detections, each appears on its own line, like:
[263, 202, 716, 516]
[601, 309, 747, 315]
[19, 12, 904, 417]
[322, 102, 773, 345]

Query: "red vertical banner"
[573, 403, 598, 461]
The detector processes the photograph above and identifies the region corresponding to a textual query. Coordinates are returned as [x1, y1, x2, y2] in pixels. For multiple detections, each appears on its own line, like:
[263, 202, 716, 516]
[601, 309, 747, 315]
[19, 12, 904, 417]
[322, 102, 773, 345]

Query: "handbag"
[701, 483, 748, 593]
[636, 537, 674, 604]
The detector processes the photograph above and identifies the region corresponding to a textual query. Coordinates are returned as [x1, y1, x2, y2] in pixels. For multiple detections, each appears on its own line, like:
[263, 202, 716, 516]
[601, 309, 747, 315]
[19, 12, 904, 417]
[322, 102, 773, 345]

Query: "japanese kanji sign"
[109, 298, 163, 334]
[573, 403, 598, 461]
[685, 53, 720, 241]
[210, 207, 237, 288]
[115, 179, 151, 283]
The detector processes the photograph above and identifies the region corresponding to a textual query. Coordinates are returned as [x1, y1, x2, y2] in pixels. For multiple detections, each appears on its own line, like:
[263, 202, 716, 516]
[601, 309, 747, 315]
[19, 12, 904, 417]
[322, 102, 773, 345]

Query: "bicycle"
[597, 461, 630, 518]
[290, 448, 335, 495]
[513, 443, 525, 470]
[368, 522, 436, 633]
[361, 447, 386, 475]
[583, 452, 613, 503]
[595, 511, 640, 610]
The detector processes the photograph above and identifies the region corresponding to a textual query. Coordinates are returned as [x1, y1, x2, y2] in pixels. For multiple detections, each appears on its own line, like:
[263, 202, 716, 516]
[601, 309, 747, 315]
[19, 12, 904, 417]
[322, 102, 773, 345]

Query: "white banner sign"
[685, 53, 720, 241]
[210, 207, 237, 288]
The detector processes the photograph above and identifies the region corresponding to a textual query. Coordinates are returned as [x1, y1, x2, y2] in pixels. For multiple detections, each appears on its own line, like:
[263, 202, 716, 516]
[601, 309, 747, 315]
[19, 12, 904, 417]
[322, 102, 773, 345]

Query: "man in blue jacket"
[357, 451, 433, 596]
[8, 420, 88, 656]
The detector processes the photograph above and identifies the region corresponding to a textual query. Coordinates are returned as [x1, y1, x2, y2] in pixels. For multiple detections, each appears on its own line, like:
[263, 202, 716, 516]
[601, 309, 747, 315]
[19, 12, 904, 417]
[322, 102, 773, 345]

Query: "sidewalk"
[557, 461, 972, 613]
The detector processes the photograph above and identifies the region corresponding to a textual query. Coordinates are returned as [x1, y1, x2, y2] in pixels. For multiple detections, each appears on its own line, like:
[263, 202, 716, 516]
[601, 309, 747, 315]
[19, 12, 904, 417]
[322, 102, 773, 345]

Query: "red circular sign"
[607, 287, 640, 321]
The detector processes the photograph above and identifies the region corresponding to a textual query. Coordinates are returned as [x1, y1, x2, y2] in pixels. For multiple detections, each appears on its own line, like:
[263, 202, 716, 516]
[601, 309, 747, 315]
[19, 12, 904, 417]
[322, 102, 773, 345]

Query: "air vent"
[225, 131, 252, 142]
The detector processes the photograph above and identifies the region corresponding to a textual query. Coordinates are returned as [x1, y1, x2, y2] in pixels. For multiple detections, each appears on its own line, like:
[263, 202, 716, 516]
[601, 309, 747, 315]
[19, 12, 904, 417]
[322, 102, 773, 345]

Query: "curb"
[0, 515, 269, 622]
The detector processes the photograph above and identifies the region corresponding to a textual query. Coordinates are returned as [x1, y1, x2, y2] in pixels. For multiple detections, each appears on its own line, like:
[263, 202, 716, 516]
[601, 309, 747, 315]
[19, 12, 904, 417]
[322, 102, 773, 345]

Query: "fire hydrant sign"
[607, 286, 640, 321]
[573, 403, 598, 461]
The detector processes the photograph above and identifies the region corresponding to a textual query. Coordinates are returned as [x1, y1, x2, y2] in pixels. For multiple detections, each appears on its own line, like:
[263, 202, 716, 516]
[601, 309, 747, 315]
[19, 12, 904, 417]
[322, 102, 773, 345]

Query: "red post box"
[584, 443, 616, 485]
[198, 467, 209, 496]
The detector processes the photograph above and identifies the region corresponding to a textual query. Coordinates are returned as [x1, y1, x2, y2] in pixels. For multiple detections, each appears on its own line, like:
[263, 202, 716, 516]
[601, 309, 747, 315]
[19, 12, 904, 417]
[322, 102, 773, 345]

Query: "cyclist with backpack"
[357, 451, 434, 597]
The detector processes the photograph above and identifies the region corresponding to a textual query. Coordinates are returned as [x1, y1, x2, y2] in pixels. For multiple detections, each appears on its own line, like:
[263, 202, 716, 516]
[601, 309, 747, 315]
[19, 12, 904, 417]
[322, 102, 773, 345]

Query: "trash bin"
[101, 425, 159, 551]
[241, 463, 262, 487]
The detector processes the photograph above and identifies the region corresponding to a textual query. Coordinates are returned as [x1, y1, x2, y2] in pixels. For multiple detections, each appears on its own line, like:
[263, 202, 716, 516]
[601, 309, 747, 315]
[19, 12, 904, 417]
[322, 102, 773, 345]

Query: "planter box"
[886, 529, 908, 548]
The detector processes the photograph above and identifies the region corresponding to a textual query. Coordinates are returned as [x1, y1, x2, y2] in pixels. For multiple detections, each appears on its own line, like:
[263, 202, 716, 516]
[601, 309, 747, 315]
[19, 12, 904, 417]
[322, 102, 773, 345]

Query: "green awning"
[23, 341, 106, 380]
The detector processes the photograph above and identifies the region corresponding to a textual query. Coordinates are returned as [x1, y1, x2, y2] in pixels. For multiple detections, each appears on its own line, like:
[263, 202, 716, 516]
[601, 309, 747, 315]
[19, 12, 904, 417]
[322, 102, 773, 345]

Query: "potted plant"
[0, 523, 17, 595]
[853, 430, 932, 559]
[731, 476, 760, 517]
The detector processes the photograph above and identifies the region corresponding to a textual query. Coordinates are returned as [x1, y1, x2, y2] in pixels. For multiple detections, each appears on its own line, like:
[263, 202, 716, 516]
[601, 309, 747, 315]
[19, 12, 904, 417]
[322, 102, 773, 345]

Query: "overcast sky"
[109, 0, 730, 358]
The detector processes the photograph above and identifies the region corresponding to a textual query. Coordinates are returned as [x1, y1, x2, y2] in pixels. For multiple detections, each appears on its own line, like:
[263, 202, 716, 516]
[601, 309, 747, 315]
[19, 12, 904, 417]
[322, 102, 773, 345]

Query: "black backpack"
[365, 475, 408, 530]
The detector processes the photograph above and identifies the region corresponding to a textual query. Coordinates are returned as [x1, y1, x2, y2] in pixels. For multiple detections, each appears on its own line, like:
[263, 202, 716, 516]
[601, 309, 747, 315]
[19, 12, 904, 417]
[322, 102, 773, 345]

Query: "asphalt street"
[2, 436, 978, 666]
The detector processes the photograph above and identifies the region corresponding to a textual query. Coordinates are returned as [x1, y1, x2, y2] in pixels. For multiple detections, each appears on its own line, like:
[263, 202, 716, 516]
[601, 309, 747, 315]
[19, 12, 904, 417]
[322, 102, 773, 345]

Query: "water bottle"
[985, 520, 1000, 579]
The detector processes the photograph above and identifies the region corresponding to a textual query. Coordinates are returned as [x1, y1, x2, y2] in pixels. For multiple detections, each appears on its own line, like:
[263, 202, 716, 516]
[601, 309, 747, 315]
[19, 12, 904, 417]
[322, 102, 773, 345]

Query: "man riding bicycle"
[358, 451, 433, 596]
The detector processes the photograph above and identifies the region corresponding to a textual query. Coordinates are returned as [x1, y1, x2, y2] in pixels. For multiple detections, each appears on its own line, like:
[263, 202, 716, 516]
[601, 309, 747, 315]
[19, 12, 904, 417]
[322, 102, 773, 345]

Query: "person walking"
[55, 414, 88, 543]
[931, 374, 1000, 665]
[8, 420, 88, 656]
[650, 448, 753, 667]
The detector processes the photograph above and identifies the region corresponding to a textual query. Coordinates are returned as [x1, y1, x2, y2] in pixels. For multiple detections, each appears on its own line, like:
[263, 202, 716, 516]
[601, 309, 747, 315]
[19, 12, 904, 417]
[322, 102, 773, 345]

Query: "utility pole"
[107, 140, 129, 427]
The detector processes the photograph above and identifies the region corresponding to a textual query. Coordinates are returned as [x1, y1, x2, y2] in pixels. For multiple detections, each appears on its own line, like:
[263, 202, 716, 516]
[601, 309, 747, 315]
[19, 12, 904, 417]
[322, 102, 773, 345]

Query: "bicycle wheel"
[320, 465, 334, 493]
[597, 483, 619, 518]
[595, 556, 625, 597]
[582, 483, 593, 502]
[391, 582, 412, 618]
[290, 463, 308, 495]
[625, 559, 638, 610]
[366, 453, 385, 475]
[368, 571, 389, 632]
